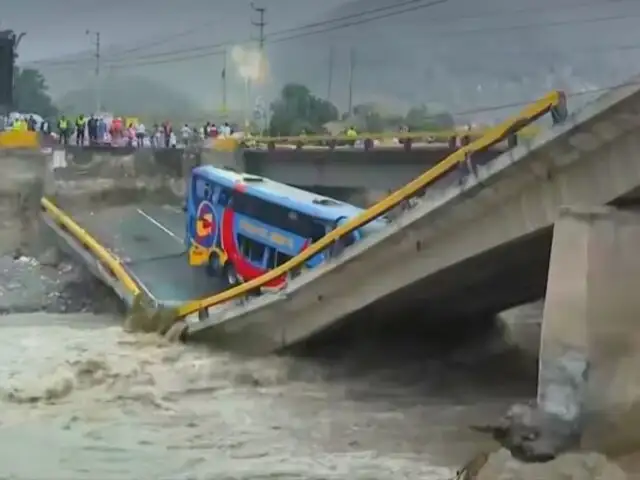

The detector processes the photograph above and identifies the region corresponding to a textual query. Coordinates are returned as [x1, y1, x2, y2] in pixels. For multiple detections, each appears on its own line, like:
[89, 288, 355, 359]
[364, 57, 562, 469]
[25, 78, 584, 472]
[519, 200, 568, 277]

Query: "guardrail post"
[329, 139, 337, 150]
[295, 140, 304, 150]
[267, 141, 275, 151]
[403, 137, 412, 152]
[508, 133, 518, 148]
[448, 135, 457, 150]
[461, 134, 471, 146]
[551, 91, 568, 125]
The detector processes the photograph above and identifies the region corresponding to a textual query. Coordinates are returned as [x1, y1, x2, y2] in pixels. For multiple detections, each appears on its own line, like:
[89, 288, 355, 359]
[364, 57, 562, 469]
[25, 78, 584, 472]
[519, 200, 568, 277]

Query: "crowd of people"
[1, 112, 237, 149]
[54, 115, 236, 148]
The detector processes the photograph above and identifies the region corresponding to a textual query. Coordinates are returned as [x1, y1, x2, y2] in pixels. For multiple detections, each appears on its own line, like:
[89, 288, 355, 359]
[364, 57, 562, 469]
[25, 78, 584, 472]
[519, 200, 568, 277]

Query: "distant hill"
[268, 0, 640, 119]
[55, 76, 205, 121]
[23, 0, 640, 122]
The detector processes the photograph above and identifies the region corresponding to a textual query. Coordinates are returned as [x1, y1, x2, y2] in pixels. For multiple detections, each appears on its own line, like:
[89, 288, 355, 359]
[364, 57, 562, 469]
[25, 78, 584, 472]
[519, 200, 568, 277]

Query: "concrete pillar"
[538, 205, 640, 455]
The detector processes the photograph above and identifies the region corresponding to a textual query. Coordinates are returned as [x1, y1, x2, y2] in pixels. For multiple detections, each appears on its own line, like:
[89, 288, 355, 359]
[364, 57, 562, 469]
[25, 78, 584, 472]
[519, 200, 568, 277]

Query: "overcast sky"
[3, 0, 347, 62]
[5, 0, 640, 117]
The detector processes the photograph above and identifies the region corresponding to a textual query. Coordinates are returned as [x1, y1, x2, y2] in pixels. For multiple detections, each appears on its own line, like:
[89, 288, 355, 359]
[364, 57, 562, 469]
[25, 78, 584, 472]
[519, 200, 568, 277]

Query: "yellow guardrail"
[245, 124, 542, 146]
[174, 91, 564, 319]
[40, 197, 141, 297]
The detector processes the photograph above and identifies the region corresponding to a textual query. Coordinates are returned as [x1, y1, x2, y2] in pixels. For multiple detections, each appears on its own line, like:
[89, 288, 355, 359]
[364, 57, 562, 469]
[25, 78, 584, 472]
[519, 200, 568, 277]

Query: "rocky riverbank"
[0, 248, 122, 316]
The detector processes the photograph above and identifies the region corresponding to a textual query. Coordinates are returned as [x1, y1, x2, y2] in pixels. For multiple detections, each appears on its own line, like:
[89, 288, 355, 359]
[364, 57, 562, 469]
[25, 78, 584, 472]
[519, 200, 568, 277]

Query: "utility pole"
[327, 46, 334, 102]
[249, 3, 266, 129]
[221, 48, 227, 115]
[347, 47, 355, 116]
[250, 2, 267, 50]
[86, 30, 101, 113]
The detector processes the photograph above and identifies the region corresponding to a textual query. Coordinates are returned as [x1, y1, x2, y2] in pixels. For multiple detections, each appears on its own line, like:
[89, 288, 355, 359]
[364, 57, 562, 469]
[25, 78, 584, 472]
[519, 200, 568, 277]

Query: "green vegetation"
[268, 83, 455, 136]
[268, 83, 339, 136]
[13, 67, 58, 119]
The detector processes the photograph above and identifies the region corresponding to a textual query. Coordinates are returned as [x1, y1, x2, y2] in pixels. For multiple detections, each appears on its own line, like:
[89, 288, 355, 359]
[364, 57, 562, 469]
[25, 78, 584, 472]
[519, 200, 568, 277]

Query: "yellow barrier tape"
[176, 91, 562, 318]
[247, 124, 541, 146]
[40, 197, 141, 297]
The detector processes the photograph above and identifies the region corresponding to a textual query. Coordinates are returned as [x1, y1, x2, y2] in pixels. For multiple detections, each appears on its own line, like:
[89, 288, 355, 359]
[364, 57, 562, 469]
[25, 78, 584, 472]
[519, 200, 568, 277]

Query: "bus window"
[237, 234, 267, 266]
[310, 221, 326, 243]
[265, 248, 292, 269]
[274, 250, 292, 268]
[194, 176, 211, 200]
[233, 191, 325, 240]
[217, 187, 232, 207]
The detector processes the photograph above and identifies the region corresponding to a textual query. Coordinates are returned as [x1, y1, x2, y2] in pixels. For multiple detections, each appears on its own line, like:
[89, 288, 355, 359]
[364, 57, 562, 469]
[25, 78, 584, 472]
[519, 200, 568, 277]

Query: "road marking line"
[136, 208, 182, 244]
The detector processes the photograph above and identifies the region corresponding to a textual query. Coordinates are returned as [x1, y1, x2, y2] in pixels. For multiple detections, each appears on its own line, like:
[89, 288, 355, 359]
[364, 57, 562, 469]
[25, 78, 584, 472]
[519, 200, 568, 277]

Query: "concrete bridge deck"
[42, 202, 227, 308]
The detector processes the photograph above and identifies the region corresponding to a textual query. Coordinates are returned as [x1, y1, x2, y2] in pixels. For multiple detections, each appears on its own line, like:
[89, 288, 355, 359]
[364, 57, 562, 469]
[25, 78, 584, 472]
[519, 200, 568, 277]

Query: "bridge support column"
[538, 205, 640, 455]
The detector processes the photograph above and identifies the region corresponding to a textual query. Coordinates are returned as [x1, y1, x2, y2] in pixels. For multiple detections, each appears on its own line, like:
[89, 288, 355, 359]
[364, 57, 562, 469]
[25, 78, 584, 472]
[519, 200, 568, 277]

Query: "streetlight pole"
[86, 30, 101, 113]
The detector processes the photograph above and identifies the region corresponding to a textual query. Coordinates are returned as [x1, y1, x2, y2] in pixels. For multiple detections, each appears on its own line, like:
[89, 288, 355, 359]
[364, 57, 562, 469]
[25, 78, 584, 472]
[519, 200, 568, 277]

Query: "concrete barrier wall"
[46, 146, 200, 211]
[0, 149, 48, 256]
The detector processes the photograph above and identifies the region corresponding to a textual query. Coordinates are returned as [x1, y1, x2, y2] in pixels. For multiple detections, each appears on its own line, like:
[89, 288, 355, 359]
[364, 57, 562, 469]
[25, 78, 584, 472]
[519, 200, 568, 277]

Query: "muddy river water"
[0, 302, 540, 480]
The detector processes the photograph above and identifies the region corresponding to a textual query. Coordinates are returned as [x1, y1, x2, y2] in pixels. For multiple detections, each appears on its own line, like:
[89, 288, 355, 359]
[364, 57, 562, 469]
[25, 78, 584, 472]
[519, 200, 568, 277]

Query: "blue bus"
[185, 165, 388, 289]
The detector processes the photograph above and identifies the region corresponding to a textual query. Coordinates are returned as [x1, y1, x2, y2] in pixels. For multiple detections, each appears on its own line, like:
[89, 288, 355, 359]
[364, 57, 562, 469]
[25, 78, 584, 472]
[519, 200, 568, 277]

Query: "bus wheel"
[223, 264, 239, 287]
[206, 252, 221, 277]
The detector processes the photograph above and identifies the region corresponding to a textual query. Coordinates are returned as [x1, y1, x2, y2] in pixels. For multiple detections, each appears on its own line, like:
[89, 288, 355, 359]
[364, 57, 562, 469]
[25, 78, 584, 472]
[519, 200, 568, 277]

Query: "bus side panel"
[220, 207, 287, 289]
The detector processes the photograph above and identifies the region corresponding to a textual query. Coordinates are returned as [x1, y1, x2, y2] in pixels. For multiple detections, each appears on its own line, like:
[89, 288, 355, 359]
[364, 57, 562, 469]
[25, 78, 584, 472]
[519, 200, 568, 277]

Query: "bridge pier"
[538, 205, 640, 455]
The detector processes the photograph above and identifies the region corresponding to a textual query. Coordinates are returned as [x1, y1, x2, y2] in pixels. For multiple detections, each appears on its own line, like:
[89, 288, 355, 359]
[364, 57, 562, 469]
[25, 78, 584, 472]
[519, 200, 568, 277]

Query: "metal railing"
[40, 197, 141, 297]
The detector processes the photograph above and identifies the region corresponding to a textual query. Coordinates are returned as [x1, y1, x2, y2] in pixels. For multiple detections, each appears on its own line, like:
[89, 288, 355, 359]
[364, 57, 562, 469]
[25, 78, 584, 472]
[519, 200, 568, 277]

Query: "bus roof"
[193, 165, 382, 224]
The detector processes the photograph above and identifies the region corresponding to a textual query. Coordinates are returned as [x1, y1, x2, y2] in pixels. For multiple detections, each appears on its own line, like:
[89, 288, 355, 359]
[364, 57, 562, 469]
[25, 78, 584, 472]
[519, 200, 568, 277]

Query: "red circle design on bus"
[195, 201, 216, 249]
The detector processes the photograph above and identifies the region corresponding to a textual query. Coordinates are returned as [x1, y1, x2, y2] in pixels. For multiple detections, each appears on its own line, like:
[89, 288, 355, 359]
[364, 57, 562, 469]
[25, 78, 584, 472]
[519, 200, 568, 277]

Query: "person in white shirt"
[169, 131, 177, 148]
[135, 123, 146, 147]
[219, 122, 232, 137]
[180, 124, 191, 146]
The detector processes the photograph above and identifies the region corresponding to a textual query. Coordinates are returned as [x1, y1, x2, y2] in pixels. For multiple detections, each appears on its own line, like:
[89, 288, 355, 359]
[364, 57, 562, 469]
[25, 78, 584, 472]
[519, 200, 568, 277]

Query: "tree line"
[268, 83, 455, 137]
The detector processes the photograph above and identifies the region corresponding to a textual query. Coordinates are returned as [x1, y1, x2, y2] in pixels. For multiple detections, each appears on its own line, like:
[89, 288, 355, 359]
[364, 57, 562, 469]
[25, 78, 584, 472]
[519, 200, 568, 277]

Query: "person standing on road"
[75, 114, 87, 146]
[162, 121, 172, 148]
[181, 124, 191, 146]
[97, 117, 107, 144]
[135, 122, 146, 147]
[57, 116, 70, 145]
[87, 115, 97, 144]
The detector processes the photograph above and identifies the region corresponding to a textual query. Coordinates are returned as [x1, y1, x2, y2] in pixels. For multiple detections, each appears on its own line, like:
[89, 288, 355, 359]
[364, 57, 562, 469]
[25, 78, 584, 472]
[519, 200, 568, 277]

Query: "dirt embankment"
[0, 148, 123, 315]
[47, 146, 198, 212]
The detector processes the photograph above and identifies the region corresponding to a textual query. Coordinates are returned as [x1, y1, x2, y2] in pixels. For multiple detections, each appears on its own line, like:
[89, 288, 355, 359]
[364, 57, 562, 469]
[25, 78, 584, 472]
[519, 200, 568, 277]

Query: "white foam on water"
[0, 310, 543, 480]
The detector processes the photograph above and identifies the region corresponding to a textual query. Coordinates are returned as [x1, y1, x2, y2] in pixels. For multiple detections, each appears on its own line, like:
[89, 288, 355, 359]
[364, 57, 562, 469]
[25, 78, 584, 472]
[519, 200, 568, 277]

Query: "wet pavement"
[62, 204, 227, 305]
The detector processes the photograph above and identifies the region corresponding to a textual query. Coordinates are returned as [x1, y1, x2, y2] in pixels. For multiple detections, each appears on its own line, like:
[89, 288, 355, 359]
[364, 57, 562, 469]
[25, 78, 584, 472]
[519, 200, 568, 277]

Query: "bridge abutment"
[538, 205, 640, 455]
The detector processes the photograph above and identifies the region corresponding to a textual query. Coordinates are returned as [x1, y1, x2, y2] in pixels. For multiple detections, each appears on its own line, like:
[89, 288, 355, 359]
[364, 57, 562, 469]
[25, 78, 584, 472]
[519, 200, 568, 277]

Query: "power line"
[23, 0, 640, 71]
[443, 75, 640, 119]
[23, 0, 449, 68]
[26, 0, 638, 69]
[105, 8, 640, 70]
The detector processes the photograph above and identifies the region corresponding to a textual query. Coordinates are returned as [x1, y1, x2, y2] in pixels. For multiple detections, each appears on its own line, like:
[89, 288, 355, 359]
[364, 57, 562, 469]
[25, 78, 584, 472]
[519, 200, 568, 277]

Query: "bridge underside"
[289, 184, 640, 349]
